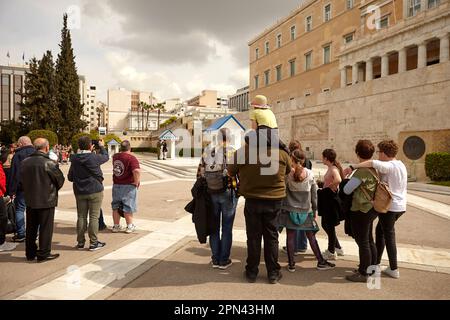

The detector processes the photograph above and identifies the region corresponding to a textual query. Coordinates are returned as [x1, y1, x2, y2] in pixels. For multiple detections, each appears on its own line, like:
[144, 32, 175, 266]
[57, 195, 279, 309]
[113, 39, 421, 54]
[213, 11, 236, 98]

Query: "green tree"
[0, 120, 27, 145]
[18, 58, 41, 130]
[103, 133, 122, 145]
[19, 52, 61, 132]
[152, 103, 165, 130]
[55, 14, 86, 144]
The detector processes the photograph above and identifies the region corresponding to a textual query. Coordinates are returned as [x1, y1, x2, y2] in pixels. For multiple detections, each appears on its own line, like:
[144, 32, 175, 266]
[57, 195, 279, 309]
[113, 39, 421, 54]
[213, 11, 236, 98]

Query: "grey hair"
[34, 138, 49, 151]
[18, 136, 32, 147]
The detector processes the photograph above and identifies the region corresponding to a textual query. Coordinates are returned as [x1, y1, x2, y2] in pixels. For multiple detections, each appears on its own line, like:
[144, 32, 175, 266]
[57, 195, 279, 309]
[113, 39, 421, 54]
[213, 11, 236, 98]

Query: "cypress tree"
[19, 52, 61, 131]
[55, 13, 86, 145]
[19, 58, 42, 131]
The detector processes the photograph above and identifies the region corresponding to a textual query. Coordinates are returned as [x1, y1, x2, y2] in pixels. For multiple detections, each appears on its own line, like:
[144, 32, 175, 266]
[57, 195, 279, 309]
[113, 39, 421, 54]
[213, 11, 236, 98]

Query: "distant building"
[186, 90, 228, 108]
[228, 86, 249, 112]
[0, 65, 27, 122]
[107, 88, 156, 132]
[163, 98, 183, 112]
[81, 85, 98, 131]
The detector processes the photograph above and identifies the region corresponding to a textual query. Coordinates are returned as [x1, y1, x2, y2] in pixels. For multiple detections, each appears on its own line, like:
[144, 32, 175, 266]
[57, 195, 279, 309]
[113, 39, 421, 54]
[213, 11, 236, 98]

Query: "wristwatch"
[349, 165, 355, 171]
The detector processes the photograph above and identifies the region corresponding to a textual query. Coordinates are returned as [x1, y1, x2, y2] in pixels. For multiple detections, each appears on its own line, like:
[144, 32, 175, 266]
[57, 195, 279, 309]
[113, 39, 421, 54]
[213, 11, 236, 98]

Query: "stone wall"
[234, 61, 450, 181]
[398, 129, 450, 181]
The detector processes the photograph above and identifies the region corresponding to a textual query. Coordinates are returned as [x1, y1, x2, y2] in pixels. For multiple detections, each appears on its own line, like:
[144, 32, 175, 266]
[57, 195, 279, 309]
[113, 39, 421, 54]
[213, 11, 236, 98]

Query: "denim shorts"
[111, 184, 138, 214]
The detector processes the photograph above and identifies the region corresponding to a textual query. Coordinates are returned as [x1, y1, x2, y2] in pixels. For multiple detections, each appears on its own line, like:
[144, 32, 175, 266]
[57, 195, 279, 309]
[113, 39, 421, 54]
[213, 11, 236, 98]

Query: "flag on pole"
[22, 52, 25, 61]
[6, 51, 10, 58]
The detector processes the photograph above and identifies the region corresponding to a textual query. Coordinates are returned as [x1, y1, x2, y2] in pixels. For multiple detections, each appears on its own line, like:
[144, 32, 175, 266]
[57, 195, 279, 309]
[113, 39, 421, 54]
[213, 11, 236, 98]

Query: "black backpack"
[3, 198, 16, 234]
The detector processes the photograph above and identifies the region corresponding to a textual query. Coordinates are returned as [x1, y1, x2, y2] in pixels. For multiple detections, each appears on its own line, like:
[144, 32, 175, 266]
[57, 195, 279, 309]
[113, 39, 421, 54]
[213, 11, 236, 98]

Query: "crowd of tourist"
[0, 93, 407, 286]
[0, 136, 141, 263]
[193, 94, 407, 284]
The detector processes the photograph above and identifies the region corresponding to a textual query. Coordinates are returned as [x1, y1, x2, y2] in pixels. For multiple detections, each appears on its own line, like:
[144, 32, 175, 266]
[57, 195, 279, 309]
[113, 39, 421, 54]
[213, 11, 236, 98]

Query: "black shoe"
[244, 271, 257, 283]
[26, 256, 36, 261]
[37, 253, 60, 263]
[346, 272, 368, 283]
[12, 235, 26, 243]
[268, 272, 282, 284]
[76, 243, 85, 250]
[99, 224, 107, 231]
[89, 241, 106, 251]
[317, 261, 336, 271]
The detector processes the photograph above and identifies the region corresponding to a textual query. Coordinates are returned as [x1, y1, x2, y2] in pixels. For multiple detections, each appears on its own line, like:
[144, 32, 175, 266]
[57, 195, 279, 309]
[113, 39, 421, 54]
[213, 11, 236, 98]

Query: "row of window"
[254, 1, 354, 60]
[254, 45, 331, 89]
[254, 0, 440, 61]
[408, 0, 440, 17]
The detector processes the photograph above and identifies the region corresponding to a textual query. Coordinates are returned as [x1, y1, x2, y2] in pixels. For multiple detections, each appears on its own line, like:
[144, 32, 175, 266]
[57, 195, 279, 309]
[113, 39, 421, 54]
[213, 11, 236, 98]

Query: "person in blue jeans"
[9, 136, 35, 242]
[197, 128, 237, 270]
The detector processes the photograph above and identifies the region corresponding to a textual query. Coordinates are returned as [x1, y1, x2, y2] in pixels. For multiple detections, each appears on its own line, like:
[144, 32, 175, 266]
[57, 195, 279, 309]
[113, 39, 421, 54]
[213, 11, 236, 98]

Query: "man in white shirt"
[344, 140, 407, 279]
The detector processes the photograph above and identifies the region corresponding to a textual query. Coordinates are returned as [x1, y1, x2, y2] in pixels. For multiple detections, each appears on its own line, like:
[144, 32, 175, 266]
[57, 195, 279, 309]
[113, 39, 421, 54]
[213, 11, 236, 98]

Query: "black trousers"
[244, 198, 282, 278]
[0, 199, 7, 245]
[25, 207, 55, 260]
[350, 209, 378, 276]
[376, 211, 404, 270]
[321, 218, 342, 253]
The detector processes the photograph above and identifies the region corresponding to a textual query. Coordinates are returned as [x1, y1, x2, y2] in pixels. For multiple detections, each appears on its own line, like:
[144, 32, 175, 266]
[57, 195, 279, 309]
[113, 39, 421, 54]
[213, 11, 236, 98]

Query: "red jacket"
[0, 163, 6, 196]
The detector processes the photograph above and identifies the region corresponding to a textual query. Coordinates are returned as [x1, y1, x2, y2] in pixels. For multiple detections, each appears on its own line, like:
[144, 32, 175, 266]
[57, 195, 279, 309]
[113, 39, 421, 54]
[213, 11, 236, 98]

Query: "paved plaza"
[0, 155, 449, 300]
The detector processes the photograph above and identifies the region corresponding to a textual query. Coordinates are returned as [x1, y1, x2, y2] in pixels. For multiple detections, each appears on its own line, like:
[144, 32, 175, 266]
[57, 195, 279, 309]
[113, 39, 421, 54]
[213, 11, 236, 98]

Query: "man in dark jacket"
[9, 136, 35, 242]
[21, 138, 65, 262]
[228, 131, 291, 284]
[68, 136, 109, 251]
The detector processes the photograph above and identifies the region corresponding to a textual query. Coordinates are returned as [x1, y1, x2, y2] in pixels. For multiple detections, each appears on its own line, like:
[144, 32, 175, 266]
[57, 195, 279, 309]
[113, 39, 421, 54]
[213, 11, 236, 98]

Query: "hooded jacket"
[8, 145, 35, 195]
[68, 147, 109, 195]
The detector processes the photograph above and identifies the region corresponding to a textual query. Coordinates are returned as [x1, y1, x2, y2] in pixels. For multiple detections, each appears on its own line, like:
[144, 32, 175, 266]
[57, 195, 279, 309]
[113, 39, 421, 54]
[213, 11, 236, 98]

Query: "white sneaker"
[335, 248, 345, 256]
[322, 249, 337, 261]
[125, 224, 136, 234]
[0, 242, 18, 252]
[382, 267, 400, 279]
[112, 225, 125, 233]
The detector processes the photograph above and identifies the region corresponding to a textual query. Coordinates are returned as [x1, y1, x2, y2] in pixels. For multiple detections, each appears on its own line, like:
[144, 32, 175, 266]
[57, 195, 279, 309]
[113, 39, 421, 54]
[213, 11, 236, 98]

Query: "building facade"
[249, 0, 448, 104]
[240, 0, 450, 181]
[186, 90, 228, 108]
[228, 86, 249, 112]
[107, 88, 156, 132]
[0, 65, 26, 122]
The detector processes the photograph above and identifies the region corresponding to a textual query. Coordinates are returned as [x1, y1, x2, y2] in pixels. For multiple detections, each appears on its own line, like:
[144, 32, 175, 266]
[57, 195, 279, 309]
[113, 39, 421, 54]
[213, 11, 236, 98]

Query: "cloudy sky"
[0, 0, 303, 101]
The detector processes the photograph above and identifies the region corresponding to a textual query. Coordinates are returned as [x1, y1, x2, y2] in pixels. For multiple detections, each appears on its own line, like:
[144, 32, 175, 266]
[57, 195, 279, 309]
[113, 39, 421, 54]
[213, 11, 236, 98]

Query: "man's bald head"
[18, 136, 32, 147]
[34, 138, 49, 153]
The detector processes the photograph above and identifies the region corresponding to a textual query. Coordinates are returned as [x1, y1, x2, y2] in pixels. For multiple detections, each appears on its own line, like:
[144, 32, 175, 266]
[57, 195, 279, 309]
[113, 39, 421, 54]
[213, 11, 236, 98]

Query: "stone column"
[366, 58, 373, 81]
[398, 48, 407, 73]
[340, 67, 347, 88]
[418, 41, 427, 68]
[381, 54, 389, 77]
[352, 63, 359, 85]
[440, 34, 449, 63]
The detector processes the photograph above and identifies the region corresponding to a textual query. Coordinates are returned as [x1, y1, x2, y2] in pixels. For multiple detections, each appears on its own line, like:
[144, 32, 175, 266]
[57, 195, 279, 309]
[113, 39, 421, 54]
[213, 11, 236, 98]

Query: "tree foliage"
[55, 14, 86, 144]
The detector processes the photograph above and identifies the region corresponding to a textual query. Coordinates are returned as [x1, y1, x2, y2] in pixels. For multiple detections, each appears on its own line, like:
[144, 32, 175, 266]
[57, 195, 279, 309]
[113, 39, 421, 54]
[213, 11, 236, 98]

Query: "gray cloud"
[98, 0, 302, 66]
[105, 30, 217, 65]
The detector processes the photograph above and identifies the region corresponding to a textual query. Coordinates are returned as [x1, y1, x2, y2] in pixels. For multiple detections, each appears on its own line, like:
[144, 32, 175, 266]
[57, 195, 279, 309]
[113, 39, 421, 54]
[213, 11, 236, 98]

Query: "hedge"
[28, 130, 58, 148]
[71, 131, 102, 151]
[425, 152, 450, 181]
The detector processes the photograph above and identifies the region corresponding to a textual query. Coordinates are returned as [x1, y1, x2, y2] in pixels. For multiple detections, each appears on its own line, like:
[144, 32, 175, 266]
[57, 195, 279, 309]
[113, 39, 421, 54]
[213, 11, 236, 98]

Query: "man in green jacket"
[228, 131, 291, 284]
